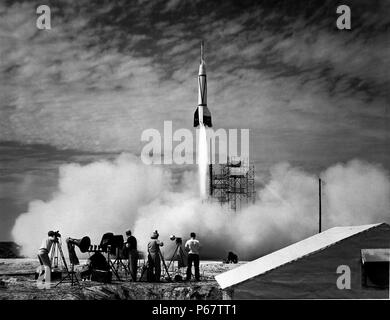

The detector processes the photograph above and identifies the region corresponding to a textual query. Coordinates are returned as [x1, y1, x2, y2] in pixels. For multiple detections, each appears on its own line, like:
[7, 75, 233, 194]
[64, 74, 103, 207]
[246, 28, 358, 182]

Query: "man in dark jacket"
[125, 230, 138, 281]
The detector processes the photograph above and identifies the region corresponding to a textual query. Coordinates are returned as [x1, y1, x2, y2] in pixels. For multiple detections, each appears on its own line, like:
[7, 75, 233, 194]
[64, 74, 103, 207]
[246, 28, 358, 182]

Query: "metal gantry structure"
[208, 157, 256, 211]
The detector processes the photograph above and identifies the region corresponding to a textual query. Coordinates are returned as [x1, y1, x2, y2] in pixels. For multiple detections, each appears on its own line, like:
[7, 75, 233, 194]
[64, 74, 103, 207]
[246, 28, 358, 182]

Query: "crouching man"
[37, 230, 57, 288]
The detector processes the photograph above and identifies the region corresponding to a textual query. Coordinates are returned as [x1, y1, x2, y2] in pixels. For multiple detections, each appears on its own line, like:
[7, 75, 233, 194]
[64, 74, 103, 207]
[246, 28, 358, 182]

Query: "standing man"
[147, 230, 163, 282]
[185, 232, 200, 281]
[37, 230, 57, 286]
[125, 230, 138, 281]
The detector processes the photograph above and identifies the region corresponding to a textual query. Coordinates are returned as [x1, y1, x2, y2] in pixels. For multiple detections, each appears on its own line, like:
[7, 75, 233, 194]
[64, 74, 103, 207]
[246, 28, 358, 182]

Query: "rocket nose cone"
[199, 63, 206, 75]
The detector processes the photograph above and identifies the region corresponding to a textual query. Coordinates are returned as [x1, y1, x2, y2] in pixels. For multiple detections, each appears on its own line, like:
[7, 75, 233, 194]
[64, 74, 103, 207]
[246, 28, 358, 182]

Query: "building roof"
[215, 223, 385, 289]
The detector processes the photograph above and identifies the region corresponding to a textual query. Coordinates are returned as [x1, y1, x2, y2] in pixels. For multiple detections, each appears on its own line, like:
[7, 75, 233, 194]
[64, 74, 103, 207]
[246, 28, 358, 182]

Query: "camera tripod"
[107, 246, 129, 281]
[167, 242, 187, 272]
[139, 249, 172, 282]
[51, 239, 80, 287]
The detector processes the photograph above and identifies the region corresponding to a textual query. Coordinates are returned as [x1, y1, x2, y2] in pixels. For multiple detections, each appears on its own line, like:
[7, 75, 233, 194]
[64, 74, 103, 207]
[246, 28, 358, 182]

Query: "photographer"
[185, 232, 201, 281]
[125, 229, 138, 281]
[37, 230, 58, 285]
[147, 230, 163, 282]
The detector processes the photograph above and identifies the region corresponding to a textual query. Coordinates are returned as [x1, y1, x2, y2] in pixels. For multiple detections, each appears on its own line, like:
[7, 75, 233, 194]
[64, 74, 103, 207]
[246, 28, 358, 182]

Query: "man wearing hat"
[147, 230, 164, 282]
[125, 230, 138, 281]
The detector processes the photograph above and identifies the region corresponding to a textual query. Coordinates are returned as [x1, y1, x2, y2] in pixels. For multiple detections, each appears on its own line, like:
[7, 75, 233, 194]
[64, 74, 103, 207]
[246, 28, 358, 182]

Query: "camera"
[53, 231, 61, 238]
[49, 230, 61, 242]
[170, 235, 182, 245]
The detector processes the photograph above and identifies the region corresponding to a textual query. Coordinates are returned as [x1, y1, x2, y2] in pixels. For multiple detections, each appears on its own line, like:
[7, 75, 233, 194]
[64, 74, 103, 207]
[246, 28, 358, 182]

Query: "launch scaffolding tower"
[208, 157, 256, 211]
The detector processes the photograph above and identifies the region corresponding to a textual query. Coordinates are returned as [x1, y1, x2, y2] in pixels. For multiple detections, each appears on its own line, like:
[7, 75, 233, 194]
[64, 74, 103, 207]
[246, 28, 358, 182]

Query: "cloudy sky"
[0, 0, 389, 239]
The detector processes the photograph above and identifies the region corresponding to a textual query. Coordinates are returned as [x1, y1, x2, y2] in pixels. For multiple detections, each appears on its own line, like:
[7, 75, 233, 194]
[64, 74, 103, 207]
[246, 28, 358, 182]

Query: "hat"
[151, 230, 159, 239]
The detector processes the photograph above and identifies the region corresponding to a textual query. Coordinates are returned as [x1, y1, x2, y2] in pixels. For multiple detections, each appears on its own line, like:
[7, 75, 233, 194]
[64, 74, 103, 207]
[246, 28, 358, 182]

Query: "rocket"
[194, 41, 212, 128]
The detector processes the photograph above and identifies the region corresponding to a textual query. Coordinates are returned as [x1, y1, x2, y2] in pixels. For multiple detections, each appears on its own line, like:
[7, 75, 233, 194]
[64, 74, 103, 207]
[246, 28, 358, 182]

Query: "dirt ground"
[0, 259, 243, 300]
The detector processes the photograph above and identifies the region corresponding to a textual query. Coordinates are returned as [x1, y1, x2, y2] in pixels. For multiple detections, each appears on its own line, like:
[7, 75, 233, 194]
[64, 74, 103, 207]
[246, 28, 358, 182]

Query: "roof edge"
[215, 223, 387, 289]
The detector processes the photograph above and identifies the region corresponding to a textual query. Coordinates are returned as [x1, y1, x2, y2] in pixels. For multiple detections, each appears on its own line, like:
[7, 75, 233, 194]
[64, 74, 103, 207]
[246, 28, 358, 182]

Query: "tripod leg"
[106, 252, 120, 281]
[119, 259, 129, 276]
[109, 260, 121, 281]
[167, 245, 180, 270]
[55, 242, 80, 287]
[159, 252, 172, 282]
[70, 264, 78, 285]
[139, 261, 148, 282]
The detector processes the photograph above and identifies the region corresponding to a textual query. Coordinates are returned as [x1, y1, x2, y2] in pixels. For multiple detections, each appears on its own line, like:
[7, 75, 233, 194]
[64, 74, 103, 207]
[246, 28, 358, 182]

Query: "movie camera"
[98, 233, 128, 280]
[52, 230, 61, 241]
[48, 230, 89, 287]
[167, 235, 187, 277]
[169, 235, 182, 245]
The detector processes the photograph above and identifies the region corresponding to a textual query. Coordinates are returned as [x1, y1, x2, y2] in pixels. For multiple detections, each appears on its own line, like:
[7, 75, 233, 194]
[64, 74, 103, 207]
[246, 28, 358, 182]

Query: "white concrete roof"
[215, 223, 383, 289]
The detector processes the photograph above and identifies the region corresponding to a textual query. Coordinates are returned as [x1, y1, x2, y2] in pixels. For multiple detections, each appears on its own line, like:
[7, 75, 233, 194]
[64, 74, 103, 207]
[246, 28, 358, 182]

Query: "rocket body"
[194, 42, 212, 128]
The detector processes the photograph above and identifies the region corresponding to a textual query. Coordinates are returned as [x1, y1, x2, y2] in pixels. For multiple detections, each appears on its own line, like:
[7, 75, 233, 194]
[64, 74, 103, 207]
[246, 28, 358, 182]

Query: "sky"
[0, 0, 389, 240]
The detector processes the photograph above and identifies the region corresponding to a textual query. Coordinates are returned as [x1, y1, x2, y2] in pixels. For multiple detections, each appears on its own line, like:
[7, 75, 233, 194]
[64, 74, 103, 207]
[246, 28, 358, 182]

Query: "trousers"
[186, 253, 200, 280]
[128, 249, 138, 281]
[147, 253, 161, 282]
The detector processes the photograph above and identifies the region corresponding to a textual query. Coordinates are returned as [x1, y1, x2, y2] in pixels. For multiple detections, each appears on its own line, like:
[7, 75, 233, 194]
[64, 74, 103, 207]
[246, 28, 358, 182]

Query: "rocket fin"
[194, 106, 212, 128]
[194, 108, 199, 127]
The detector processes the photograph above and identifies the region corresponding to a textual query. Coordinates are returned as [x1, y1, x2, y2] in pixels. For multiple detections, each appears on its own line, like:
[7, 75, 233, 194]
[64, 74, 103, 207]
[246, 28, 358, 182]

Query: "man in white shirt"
[184, 232, 200, 281]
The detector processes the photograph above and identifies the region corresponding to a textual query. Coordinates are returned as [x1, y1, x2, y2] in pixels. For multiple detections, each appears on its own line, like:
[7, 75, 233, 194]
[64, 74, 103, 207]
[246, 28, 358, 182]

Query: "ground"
[0, 259, 242, 300]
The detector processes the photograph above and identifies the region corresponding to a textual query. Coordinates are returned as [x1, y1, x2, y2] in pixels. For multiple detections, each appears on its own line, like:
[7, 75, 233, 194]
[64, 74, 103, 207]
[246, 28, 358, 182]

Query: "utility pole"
[319, 178, 322, 233]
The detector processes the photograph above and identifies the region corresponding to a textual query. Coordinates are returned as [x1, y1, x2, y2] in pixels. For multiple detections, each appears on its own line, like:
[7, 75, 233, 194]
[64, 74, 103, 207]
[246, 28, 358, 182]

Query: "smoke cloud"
[11, 155, 390, 260]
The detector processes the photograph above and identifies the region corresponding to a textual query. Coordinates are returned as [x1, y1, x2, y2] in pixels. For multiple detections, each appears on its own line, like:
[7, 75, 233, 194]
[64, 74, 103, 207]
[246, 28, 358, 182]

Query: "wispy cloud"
[0, 0, 388, 170]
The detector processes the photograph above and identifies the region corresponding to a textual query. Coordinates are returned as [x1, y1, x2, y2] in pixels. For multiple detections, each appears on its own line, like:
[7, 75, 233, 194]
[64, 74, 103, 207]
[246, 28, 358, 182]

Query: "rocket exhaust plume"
[198, 124, 208, 199]
[11, 156, 390, 260]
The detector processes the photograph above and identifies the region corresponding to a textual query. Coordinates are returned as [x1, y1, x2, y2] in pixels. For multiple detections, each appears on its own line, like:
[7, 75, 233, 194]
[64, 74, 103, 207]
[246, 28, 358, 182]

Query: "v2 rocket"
[194, 41, 212, 128]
